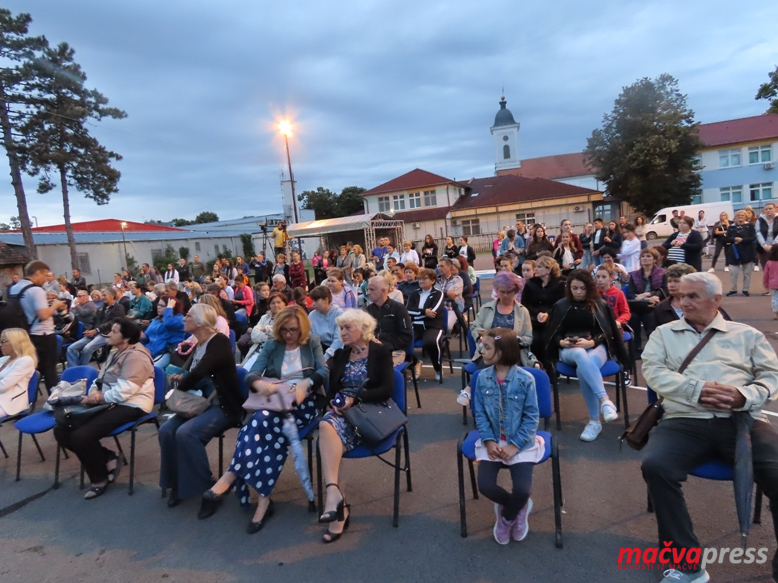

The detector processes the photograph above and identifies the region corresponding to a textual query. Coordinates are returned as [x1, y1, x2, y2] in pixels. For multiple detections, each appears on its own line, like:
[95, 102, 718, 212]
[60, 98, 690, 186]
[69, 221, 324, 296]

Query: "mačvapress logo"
[618, 542, 769, 570]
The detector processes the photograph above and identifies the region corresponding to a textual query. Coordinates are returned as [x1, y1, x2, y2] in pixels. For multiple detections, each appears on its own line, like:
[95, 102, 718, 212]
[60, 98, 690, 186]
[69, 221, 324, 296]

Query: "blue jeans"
[66, 334, 108, 368]
[158, 402, 240, 499]
[559, 344, 608, 420]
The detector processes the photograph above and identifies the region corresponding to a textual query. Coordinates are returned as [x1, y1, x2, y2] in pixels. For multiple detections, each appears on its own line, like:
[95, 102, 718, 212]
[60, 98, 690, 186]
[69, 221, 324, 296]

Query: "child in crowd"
[473, 328, 541, 545]
[762, 245, 778, 319]
[594, 264, 631, 329]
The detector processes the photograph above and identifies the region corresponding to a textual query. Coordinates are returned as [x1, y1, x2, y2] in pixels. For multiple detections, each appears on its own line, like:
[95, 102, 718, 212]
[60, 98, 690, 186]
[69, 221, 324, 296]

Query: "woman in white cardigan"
[0, 328, 37, 417]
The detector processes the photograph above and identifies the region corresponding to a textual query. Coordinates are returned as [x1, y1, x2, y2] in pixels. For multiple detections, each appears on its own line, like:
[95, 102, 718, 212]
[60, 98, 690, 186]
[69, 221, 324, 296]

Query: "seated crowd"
[4, 217, 778, 582]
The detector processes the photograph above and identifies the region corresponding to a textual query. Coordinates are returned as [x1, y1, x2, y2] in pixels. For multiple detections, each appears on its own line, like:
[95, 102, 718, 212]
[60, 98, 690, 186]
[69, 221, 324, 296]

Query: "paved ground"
[1, 257, 776, 583]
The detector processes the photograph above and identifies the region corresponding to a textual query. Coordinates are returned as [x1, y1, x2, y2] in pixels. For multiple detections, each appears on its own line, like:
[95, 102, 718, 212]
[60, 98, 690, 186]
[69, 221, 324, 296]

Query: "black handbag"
[54, 403, 115, 430]
[343, 399, 407, 444]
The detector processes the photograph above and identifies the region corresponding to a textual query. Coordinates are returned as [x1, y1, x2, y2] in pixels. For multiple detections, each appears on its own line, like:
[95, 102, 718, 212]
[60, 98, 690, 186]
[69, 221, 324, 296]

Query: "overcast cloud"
[2, 0, 776, 226]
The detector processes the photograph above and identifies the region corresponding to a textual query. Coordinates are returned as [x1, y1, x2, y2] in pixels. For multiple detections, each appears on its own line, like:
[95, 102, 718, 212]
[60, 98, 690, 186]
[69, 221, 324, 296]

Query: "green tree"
[20, 42, 126, 271]
[298, 187, 336, 219]
[337, 186, 366, 216]
[194, 211, 218, 224]
[0, 9, 47, 258]
[240, 233, 255, 258]
[178, 246, 190, 260]
[584, 74, 703, 216]
[9, 216, 21, 229]
[153, 244, 179, 274]
[0, 222, 10, 230]
[756, 65, 778, 114]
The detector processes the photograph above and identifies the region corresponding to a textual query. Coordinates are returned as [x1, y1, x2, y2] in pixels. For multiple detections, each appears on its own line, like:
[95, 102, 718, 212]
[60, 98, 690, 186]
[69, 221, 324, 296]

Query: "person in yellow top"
[273, 221, 290, 257]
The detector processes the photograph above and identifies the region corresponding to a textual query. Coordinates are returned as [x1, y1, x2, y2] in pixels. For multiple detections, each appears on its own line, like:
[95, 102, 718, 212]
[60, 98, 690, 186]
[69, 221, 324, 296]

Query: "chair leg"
[468, 459, 478, 500]
[753, 485, 763, 525]
[621, 371, 630, 430]
[218, 434, 224, 477]
[113, 436, 127, 464]
[316, 437, 324, 517]
[552, 440, 563, 549]
[16, 432, 23, 481]
[128, 428, 137, 495]
[552, 372, 562, 430]
[614, 371, 621, 412]
[393, 433, 402, 527]
[403, 428, 412, 492]
[410, 368, 420, 409]
[457, 441, 468, 538]
[31, 434, 45, 461]
[0, 438, 8, 459]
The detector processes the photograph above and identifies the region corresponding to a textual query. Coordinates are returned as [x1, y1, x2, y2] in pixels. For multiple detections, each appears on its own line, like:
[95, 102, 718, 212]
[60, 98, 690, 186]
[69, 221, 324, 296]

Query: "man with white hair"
[641, 272, 778, 583]
[364, 274, 412, 366]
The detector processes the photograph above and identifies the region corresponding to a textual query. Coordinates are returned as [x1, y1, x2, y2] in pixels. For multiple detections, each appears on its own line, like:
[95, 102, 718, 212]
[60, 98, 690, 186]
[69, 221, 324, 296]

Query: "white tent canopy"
[286, 214, 377, 237]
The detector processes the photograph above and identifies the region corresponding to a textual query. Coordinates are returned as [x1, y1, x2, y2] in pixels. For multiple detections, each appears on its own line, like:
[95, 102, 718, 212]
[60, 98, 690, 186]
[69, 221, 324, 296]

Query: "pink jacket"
[763, 260, 778, 291]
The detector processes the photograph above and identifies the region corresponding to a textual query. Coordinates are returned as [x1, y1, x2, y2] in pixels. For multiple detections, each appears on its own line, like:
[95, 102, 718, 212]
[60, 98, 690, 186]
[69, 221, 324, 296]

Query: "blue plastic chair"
[473, 277, 482, 311]
[217, 366, 250, 476]
[644, 387, 763, 525]
[60, 321, 85, 364]
[439, 306, 455, 374]
[0, 371, 40, 459]
[457, 367, 563, 547]
[59, 366, 166, 494]
[453, 332, 478, 426]
[15, 367, 97, 482]
[397, 329, 421, 409]
[316, 369, 411, 527]
[229, 329, 237, 355]
[552, 356, 629, 431]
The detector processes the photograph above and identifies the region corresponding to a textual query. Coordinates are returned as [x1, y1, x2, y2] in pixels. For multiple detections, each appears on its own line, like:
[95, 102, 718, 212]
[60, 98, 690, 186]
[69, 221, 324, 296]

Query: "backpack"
[0, 283, 37, 333]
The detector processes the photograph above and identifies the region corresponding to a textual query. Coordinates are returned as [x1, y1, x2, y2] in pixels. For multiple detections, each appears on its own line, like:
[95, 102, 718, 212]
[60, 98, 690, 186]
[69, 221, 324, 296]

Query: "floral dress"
[228, 394, 318, 506]
[321, 356, 368, 452]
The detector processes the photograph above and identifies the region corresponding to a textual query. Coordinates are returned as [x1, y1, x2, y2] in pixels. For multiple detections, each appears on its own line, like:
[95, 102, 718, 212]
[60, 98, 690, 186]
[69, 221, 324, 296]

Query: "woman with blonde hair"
[199, 305, 327, 532]
[0, 328, 37, 416]
[400, 240, 419, 266]
[317, 309, 394, 543]
[351, 244, 367, 271]
[378, 270, 404, 304]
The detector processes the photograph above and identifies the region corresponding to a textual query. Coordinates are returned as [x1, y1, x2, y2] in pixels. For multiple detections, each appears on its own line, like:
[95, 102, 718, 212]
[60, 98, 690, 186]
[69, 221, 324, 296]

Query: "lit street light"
[120, 221, 129, 270]
[278, 119, 304, 259]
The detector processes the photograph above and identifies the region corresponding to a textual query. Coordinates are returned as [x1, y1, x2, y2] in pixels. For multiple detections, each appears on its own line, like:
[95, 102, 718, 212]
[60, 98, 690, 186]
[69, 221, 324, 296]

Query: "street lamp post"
[279, 120, 304, 260]
[120, 221, 129, 270]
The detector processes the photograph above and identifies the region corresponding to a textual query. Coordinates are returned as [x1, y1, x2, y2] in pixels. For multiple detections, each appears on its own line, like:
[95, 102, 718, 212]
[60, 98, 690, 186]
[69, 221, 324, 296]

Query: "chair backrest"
[26, 371, 40, 406]
[75, 321, 85, 340]
[469, 367, 551, 421]
[235, 312, 248, 326]
[474, 277, 481, 293]
[152, 366, 166, 405]
[55, 334, 63, 353]
[236, 366, 249, 400]
[229, 329, 236, 352]
[61, 365, 99, 391]
[621, 284, 629, 296]
[405, 328, 415, 358]
[392, 368, 406, 414]
[467, 330, 477, 358]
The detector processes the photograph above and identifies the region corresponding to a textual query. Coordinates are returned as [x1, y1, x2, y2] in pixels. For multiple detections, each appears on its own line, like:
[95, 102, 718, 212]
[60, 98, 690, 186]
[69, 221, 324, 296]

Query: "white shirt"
[400, 250, 419, 265]
[0, 355, 34, 416]
[620, 238, 642, 273]
[281, 347, 304, 380]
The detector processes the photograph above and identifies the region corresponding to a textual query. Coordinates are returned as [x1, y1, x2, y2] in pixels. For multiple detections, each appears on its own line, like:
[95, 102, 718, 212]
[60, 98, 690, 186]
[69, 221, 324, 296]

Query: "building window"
[378, 196, 390, 213]
[591, 203, 619, 223]
[750, 182, 773, 201]
[76, 253, 91, 275]
[719, 149, 741, 168]
[214, 244, 220, 255]
[408, 192, 421, 209]
[720, 186, 742, 203]
[151, 248, 164, 263]
[515, 212, 535, 225]
[749, 145, 772, 165]
[691, 194, 702, 204]
[393, 194, 405, 211]
[195, 242, 201, 252]
[503, 144, 511, 159]
[462, 219, 480, 236]
[423, 190, 437, 206]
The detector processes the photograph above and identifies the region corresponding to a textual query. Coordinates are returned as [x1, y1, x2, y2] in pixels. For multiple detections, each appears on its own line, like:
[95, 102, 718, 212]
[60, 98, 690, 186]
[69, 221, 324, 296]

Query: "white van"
[644, 202, 734, 240]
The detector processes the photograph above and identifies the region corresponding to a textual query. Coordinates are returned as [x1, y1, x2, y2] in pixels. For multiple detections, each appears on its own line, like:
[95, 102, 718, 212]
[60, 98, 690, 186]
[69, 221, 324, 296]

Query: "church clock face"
[503, 135, 509, 141]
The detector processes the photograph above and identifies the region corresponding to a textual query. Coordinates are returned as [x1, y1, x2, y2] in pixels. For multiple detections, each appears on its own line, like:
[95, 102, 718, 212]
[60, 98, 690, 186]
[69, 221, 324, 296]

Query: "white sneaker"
[601, 400, 618, 422]
[724, 266, 729, 272]
[580, 420, 602, 442]
[707, 268, 715, 273]
[457, 389, 471, 406]
[754, 265, 760, 271]
[660, 568, 709, 582]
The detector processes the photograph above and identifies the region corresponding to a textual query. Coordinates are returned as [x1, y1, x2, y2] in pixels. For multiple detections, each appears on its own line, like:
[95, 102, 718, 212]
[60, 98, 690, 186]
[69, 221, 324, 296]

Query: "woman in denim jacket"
[473, 328, 539, 545]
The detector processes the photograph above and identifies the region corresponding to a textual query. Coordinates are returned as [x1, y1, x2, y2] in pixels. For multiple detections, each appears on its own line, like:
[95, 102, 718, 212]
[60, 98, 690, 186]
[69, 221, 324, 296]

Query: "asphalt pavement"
[0, 256, 776, 583]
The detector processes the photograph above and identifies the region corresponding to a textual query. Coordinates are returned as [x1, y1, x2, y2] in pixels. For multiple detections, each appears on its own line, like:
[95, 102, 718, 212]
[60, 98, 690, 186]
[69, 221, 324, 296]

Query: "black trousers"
[30, 333, 59, 392]
[53, 404, 145, 484]
[710, 238, 728, 269]
[414, 324, 443, 372]
[642, 417, 778, 574]
[477, 460, 534, 521]
[627, 310, 657, 351]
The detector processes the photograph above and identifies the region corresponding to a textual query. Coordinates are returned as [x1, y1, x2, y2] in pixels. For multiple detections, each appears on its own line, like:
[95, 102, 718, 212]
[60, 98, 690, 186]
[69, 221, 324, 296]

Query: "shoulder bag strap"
[656, 328, 718, 405]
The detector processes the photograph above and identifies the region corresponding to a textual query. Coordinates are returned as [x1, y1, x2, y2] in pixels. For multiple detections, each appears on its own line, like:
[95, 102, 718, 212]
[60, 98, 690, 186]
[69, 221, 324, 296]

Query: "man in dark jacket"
[364, 274, 412, 366]
[725, 209, 757, 296]
[66, 287, 125, 367]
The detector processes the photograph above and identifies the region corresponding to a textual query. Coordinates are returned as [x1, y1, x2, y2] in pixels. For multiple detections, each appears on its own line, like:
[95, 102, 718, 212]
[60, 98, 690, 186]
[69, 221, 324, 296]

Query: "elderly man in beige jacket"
[641, 272, 778, 583]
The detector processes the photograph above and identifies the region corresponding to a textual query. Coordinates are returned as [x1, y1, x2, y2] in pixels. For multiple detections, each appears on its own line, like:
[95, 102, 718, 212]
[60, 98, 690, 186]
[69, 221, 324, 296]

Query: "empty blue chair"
[316, 369, 411, 527]
[552, 357, 629, 431]
[15, 366, 97, 482]
[457, 367, 563, 547]
[0, 371, 40, 459]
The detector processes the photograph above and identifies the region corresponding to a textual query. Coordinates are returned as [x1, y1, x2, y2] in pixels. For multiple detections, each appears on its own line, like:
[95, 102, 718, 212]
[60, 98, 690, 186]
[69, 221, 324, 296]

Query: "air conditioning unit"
[451, 219, 460, 226]
[765, 162, 775, 170]
[412, 222, 421, 228]
[573, 205, 585, 213]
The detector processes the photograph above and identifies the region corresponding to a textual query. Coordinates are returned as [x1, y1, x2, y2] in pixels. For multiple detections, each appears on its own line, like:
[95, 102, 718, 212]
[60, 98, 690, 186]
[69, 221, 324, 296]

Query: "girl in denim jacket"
[473, 328, 540, 545]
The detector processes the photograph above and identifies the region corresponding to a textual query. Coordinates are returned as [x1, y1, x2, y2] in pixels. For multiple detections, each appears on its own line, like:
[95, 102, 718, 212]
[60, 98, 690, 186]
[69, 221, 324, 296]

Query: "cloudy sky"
[3, 0, 777, 227]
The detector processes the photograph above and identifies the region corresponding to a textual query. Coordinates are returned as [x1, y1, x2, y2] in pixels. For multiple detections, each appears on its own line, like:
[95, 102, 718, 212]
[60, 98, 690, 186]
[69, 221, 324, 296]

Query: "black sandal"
[322, 505, 351, 543]
[107, 452, 124, 483]
[84, 484, 109, 500]
[319, 483, 345, 523]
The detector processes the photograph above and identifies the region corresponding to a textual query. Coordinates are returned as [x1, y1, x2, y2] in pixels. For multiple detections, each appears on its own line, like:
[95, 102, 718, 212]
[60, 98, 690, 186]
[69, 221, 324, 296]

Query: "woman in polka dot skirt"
[198, 306, 328, 533]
